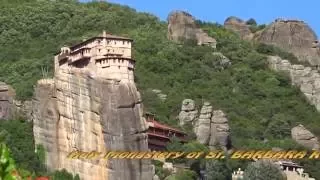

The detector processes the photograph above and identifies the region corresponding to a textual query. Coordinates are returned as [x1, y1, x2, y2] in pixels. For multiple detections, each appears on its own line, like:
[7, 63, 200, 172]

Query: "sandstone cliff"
[255, 19, 320, 65]
[32, 69, 153, 180]
[167, 11, 216, 48]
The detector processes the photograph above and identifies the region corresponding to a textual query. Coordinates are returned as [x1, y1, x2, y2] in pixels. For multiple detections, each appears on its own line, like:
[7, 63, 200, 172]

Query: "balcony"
[69, 47, 91, 64]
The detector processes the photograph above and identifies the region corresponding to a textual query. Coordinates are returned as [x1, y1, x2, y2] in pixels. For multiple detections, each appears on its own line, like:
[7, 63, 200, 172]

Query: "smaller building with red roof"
[145, 112, 188, 150]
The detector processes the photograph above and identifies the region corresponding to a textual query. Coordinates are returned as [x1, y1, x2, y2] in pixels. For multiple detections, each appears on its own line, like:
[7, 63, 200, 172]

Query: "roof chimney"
[102, 30, 107, 37]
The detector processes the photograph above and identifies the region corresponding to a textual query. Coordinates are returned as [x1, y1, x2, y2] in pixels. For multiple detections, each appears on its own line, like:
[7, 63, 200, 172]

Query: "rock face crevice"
[33, 69, 152, 180]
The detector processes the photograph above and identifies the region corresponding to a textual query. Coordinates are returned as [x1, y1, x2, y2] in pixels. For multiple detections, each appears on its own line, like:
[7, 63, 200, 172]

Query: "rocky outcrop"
[180, 100, 231, 150]
[224, 16, 253, 40]
[194, 102, 212, 144]
[167, 11, 216, 48]
[32, 69, 153, 180]
[0, 82, 15, 120]
[178, 99, 198, 126]
[291, 124, 320, 150]
[212, 52, 232, 70]
[255, 19, 320, 65]
[13, 100, 33, 120]
[209, 110, 231, 150]
[267, 56, 320, 149]
[0, 82, 33, 121]
[267, 56, 320, 111]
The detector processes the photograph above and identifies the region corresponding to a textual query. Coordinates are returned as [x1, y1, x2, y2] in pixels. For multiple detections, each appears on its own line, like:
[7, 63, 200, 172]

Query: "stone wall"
[32, 68, 153, 180]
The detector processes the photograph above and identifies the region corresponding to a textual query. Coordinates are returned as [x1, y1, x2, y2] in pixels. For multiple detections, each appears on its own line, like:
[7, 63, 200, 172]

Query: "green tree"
[165, 169, 197, 180]
[243, 160, 286, 180]
[51, 169, 80, 180]
[0, 142, 21, 180]
[246, 18, 257, 26]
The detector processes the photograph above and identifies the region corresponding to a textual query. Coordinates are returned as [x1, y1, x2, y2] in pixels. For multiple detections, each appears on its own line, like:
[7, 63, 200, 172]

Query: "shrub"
[243, 160, 286, 180]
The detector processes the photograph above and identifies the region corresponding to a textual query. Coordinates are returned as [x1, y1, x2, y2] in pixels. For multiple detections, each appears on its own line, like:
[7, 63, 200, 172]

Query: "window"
[98, 49, 101, 52]
[123, 41, 125, 45]
[97, 40, 101, 44]
[107, 49, 110, 52]
[118, 66, 120, 69]
[113, 60, 115, 63]
[114, 41, 117, 45]
[122, 60, 124, 63]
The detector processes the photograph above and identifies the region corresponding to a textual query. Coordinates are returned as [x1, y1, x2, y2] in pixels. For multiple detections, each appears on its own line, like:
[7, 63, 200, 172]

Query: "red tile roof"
[147, 120, 186, 135]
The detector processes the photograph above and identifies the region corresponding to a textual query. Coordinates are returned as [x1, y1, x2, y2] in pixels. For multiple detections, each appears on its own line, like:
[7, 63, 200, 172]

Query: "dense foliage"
[243, 160, 286, 180]
[0, 120, 44, 174]
[1, 0, 320, 179]
[0, 142, 21, 180]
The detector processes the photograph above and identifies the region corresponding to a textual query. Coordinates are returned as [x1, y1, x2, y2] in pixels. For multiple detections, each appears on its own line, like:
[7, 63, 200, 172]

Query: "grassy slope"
[0, 0, 320, 150]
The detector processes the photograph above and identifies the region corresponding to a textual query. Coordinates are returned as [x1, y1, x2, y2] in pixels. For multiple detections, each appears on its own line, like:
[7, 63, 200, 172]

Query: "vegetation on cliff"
[1, 0, 320, 179]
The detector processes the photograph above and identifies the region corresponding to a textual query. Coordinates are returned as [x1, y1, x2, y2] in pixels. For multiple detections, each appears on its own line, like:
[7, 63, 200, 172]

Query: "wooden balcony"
[69, 47, 91, 64]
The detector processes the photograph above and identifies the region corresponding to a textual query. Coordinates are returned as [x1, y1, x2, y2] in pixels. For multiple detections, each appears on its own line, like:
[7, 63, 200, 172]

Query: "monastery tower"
[54, 31, 134, 83]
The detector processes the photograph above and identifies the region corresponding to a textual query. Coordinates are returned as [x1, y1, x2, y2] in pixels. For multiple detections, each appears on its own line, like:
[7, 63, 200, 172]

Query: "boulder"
[224, 16, 253, 40]
[209, 110, 231, 150]
[178, 99, 198, 126]
[255, 19, 320, 65]
[180, 100, 232, 150]
[195, 102, 212, 144]
[212, 52, 232, 70]
[167, 11, 216, 48]
[291, 124, 320, 150]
